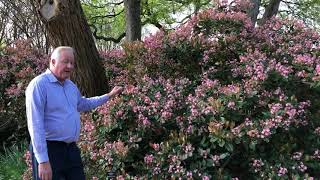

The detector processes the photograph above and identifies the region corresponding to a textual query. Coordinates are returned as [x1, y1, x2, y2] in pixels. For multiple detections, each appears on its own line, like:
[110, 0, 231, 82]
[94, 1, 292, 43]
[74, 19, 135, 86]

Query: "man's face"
[51, 50, 75, 82]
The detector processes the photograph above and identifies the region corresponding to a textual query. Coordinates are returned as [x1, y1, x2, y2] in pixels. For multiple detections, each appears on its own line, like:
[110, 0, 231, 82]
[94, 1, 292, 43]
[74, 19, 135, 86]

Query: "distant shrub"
[0, 40, 47, 146]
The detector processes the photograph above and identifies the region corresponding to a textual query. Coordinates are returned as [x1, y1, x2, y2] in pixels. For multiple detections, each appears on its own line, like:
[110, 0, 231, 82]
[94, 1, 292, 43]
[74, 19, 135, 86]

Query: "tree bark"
[259, 0, 281, 25]
[247, 0, 261, 26]
[124, 0, 141, 41]
[33, 0, 108, 96]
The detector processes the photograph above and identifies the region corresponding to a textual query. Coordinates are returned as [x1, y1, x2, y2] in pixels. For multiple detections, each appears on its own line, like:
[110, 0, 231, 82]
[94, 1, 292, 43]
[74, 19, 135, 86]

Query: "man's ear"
[51, 59, 56, 66]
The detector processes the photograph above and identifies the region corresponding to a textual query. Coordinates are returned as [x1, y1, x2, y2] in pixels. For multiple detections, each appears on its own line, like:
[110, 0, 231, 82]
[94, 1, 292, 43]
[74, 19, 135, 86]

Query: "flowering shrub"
[0, 40, 47, 145]
[80, 2, 320, 179]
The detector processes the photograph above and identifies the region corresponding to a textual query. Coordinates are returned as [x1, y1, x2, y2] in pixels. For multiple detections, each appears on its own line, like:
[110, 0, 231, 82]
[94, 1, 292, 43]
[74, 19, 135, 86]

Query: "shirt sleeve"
[77, 90, 110, 112]
[26, 80, 48, 163]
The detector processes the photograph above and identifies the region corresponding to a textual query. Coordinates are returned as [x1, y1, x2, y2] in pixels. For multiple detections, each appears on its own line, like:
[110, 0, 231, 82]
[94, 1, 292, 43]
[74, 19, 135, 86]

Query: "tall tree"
[82, 0, 214, 48]
[247, 0, 261, 25]
[81, 0, 126, 50]
[258, 0, 281, 25]
[32, 0, 108, 96]
[0, 0, 48, 51]
[245, 0, 320, 27]
[124, 0, 141, 41]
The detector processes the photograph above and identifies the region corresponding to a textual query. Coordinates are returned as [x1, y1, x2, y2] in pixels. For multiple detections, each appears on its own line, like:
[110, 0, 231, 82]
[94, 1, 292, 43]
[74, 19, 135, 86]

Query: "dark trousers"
[29, 141, 85, 180]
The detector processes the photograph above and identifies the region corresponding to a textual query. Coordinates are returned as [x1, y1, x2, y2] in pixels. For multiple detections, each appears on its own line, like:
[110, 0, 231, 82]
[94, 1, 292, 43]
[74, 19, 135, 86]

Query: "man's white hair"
[50, 46, 74, 61]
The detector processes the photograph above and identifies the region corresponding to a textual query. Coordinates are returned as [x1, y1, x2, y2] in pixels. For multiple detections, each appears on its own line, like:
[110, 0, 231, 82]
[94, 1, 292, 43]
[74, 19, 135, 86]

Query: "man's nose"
[67, 63, 74, 68]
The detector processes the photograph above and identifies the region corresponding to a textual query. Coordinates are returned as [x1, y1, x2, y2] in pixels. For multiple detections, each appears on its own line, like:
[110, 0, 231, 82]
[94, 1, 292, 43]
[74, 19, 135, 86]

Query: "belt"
[46, 140, 76, 146]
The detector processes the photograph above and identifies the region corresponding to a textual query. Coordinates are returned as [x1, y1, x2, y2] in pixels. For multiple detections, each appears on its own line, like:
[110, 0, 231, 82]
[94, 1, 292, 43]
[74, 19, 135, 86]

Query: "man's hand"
[38, 161, 52, 180]
[107, 86, 124, 98]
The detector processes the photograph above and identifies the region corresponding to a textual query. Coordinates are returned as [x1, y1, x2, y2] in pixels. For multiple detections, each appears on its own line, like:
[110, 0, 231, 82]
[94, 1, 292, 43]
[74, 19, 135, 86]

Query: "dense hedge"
[80, 5, 320, 180]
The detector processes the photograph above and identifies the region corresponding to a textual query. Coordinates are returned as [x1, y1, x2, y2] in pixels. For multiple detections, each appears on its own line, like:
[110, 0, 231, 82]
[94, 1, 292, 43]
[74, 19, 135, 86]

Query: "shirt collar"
[45, 69, 71, 85]
[45, 69, 60, 83]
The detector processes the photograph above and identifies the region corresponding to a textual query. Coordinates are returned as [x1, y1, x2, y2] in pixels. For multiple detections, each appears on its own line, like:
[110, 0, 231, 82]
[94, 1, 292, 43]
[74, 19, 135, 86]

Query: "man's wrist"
[107, 93, 114, 99]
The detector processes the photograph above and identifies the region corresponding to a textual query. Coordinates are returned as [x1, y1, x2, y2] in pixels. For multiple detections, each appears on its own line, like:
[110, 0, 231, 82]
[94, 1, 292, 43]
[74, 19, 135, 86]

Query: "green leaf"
[218, 139, 225, 147]
[219, 153, 230, 159]
[225, 143, 234, 152]
[209, 136, 218, 143]
[249, 141, 256, 150]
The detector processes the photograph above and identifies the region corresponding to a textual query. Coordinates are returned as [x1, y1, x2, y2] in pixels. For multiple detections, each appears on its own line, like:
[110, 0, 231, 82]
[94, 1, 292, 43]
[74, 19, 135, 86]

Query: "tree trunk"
[247, 0, 261, 26]
[33, 0, 108, 96]
[124, 0, 141, 41]
[259, 0, 281, 25]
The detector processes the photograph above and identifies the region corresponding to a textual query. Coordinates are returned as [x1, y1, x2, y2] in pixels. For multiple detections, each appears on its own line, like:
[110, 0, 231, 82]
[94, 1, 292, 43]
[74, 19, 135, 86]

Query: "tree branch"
[83, 1, 124, 8]
[90, 24, 125, 43]
[143, 19, 163, 29]
[91, 9, 124, 19]
[281, 0, 301, 6]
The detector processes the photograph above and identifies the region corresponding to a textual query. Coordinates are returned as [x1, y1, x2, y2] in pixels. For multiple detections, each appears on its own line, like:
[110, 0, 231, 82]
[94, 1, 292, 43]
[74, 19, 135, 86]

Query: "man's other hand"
[38, 161, 52, 180]
[108, 86, 124, 98]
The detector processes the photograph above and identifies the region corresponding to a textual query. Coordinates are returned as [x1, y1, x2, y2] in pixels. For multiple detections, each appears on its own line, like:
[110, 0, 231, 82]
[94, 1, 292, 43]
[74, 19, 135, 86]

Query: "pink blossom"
[314, 127, 320, 136]
[297, 162, 307, 172]
[150, 143, 160, 151]
[184, 143, 194, 154]
[260, 128, 271, 138]
[296, 70, 307, 78]
[161, 111, 172, 120]
[186, 125, 193, 134]
[144, 154, 154, 165]
[294, 54, 314, 66]
[247, 129, 259, 138]
[251, 159, 264, 172]
[210, 155, 220, 166]
[153, 166, 161, 175]
[202, 176, 210, 180]
[187, 171, 193, 177]
[316, 64, 320, 75]
[277, 167, 288, 176]
[313, 150, 320, 159]
[116, 110, 124, 117]
[227, 101, 236, 109]
[292, 152, 303, 160]
[155, 91, 161, 100]
[269, 103, 282, 115]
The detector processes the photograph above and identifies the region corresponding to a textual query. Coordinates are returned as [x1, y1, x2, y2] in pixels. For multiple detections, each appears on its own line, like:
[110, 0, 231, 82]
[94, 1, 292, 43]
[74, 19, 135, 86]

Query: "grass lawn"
[0, 142, 28, 180]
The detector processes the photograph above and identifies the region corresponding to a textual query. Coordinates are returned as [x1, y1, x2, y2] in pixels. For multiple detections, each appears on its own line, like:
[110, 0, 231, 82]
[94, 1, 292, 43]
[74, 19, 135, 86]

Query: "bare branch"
[90, 24, 126, 43]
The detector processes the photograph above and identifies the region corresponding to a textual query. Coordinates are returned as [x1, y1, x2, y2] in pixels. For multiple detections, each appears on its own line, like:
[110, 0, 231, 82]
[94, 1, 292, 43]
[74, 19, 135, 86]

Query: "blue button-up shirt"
[26, 69, 109, 163]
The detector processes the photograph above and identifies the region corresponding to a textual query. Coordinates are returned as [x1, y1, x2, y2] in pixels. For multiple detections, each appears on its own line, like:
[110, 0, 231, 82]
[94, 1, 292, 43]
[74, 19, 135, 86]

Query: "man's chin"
[64, 74, 71, 79]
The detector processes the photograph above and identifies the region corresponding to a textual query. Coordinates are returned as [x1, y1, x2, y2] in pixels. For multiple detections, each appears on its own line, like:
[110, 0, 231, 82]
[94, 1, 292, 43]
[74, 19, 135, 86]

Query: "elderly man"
[26, 46, 123, 180]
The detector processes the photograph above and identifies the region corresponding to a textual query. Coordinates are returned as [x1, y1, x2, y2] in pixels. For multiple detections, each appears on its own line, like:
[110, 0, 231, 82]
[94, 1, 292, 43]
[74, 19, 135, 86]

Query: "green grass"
[0, 142, 28, 180]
